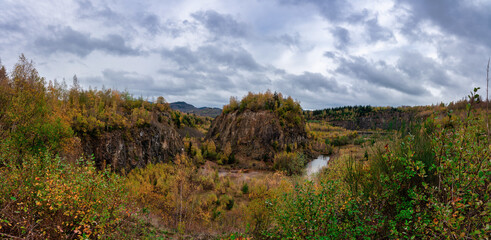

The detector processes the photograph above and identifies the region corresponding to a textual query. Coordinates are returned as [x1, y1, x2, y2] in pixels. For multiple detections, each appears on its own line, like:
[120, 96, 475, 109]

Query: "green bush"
[265, 90, 490, 239]
[220, 195, 235, 210]
[339, 99, 490, 238]
[273, 152, 305, 176]
[331, 135, 349, 146]
[353, 137, 365, 145]
[266, 180, 358, 239]
[241, 183, 249, 195]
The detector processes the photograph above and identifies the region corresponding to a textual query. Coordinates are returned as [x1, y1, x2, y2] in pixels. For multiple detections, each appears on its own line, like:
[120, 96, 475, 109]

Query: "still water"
[305, 155, 330, 176]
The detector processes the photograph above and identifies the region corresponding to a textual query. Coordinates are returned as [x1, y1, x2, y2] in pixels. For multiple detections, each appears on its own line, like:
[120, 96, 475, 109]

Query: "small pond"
[305, 155, 330, 176]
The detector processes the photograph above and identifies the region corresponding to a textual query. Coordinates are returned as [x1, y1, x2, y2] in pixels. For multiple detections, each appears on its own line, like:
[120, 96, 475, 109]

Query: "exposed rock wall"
[80, 122, 183, 173]
[206, 110, 308, 161]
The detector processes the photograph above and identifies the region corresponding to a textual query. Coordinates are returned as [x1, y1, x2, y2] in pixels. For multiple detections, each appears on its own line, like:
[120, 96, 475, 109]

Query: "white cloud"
[0, 0, 489, 109]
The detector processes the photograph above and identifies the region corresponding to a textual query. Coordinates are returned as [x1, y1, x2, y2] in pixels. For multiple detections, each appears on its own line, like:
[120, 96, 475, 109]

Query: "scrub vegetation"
[0, 56, 489, 239]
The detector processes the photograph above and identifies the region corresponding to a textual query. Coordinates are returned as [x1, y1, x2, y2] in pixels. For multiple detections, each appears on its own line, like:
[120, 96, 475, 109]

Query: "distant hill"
[170, 101, 222, 118]
[170, 101, 196, 112]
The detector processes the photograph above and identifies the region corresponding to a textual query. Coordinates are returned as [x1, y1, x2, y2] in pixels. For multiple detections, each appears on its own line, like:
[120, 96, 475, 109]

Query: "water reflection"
[306, 155, 330, 176]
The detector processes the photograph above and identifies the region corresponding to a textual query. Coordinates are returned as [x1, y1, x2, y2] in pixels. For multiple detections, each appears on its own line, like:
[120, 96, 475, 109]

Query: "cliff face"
[206, 110, 308, 161]
[80, 121, 183, 173]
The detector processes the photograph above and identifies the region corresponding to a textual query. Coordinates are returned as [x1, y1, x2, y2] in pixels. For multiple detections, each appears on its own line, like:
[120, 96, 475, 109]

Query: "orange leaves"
[65, 82, 163, 136]
[0, 153, 126, 239]
[451, 197, 463, 205]
[0, 56, 74, 160]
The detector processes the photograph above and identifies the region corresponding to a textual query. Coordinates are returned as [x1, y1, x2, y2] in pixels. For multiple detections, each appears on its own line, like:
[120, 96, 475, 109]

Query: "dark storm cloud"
[137, 13, 193, 37]
[158, 67, 236, 91]
[396, 51, 452, 87]
[0, 21, 25, 52]
[76, 0, 124, 27]
[279, 0, 350, 22]
[77, 0, 183, 37]
[365, 17, 394, 43]
[330, 27, 350, 49]
[34, 26, 140, 57]
[161, 47, 198, 69]
[279, 0, 394, 45]
[159, 44, 278, 95]
[138, 13, 161, 35]
[85, 69, 198, 96]
[0, 22, 23, 33]
[160, 45, 264, 92]
[162, 45, 263, 72]
[0, 4, 33, 53]
[191, 10, 248, 38]
[429, 39, 489, 101]
[200, 45, 262, 71]
[277, 33, 301, 49]
[157, 68, 204, 83]
[0, 3, 31, 34]
[397, 0, 491, 48]
[323, 51, 336, 59]
[335, 55, 428, 96]
[281, 71, 346, 93]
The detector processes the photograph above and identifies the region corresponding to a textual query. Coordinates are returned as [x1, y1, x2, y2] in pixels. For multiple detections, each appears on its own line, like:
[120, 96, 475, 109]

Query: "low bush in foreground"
[0, 153, 126, 239]
[273, 152, 306, 176]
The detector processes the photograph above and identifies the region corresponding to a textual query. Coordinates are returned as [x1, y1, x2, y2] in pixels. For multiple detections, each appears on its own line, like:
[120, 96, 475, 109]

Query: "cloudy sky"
[1, 0, 490, 109]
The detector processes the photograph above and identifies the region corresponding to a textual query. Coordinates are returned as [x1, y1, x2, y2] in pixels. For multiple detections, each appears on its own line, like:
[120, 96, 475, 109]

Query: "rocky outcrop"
[80, 122, 183, 173]
[206, 110, 308, 161]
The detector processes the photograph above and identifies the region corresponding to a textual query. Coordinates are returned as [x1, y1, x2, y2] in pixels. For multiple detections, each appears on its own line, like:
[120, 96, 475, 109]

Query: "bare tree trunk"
[487, 58, 490, 142]
[179, 178, 183, 231]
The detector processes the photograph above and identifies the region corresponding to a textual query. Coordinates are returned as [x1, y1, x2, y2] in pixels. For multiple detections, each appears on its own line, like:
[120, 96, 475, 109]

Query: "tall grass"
[265, 91, 490, 239]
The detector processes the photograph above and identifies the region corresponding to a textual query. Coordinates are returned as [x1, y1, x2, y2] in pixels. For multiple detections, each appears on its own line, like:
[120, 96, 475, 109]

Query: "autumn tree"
[0, 55, 73, 161]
